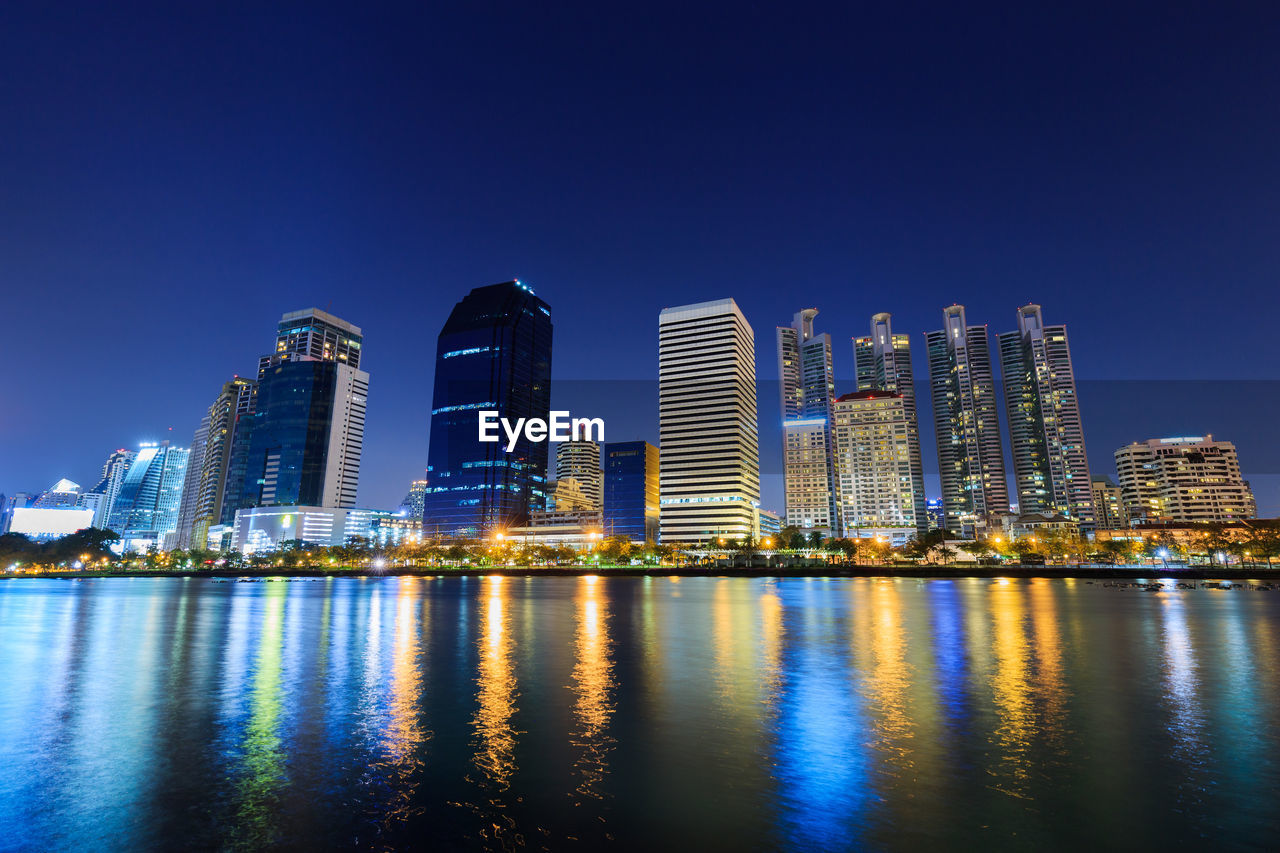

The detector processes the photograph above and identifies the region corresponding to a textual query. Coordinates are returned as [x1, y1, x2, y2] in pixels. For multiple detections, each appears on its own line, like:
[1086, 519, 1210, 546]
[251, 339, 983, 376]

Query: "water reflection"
[2, 576, 1280, 851]
[469, 575, 521, 849]
[233, 582, 287, 847]
[569, 576, 615, 804]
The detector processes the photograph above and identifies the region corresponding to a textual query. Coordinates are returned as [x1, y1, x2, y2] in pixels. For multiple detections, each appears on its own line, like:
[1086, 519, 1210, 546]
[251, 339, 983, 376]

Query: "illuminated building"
[925, 304, 1009, 535]
[85, 448, 136, 528]
[1114, 435, 1256, 523]
[997, 304, 1095, 529]
[33, 479, 81, 508]
[758, 508, 782, 540]
[853, 312, 927, 538]
[831, 391, 919, 546]
[556, 439, 603, 509]
[1090, 475, 1128, 530]
[230, 505, 413, 553]
[234, 358, 367, 511]
[106, 441, 191, 551]
[257, 307, 362, 377]
[603, 440, 659, 543]
[547, 477, 593, 511]
[398, 478, 428, 518]
[776, 308, 837, 536]
[176, 377, 259, 549]
[659, 298, 760, 544]
[425, 280, 553, 537]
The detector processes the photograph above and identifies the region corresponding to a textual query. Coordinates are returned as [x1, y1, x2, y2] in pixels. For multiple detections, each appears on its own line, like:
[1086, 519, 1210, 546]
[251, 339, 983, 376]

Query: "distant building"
[1114, 435, 1255, 524]
[177, 377, 259, 550]
[776, 309, 837, 536]
[1002, 512, 1079, 541]
[546, 478, 593, 512]
[659, 298, 760, 544]
[425, 281, 553, 537]
[231, 505, 403, 553]
[86, 448, 136, 528]
[33, 479, 81, 508]
[556, 439, 603, 509]
[758, 509, 782, 541]
[1091, 475, 1128, 530]
[997, 304, 1095, 529]
[926, 305, 1009, 536]
[603, 440, 659, 543]
[853, 313, 927, 538]
[398, 478, 428, 519]
[0, 492, 36, 534]
[106, 441, 191, 551]
[831, 390, 920, 546]
[925, 498, 944, 532]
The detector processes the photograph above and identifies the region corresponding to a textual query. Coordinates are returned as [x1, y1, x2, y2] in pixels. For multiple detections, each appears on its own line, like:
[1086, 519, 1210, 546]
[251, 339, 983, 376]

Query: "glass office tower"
[603, 440, 659, 543]
[424, 280, 553, 537]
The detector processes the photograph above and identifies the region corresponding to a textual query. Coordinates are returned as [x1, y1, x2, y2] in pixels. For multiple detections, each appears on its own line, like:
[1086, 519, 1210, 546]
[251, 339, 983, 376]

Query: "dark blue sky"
[2, 2, 1278, 514]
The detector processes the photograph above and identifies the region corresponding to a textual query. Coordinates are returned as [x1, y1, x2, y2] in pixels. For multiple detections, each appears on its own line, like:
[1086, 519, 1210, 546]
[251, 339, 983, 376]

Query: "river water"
[1, 576, 1278, 850]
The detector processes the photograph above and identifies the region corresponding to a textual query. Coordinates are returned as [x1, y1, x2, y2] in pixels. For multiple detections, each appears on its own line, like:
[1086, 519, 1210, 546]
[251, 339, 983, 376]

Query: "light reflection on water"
[1, 576, 1279, 851]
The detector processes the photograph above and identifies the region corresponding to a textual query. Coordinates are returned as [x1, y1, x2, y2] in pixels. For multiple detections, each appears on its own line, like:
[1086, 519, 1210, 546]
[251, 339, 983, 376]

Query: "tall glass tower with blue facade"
[603, 440, 659, 543]
[425, 280, 553, 537]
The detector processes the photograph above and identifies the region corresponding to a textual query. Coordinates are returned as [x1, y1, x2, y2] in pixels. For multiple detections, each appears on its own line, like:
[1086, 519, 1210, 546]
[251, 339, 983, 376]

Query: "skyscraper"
[776, 309, 837, 535]
[1090, 475, 1128, 530]
[853, 312, 927, 538]
[660, 298, 760, 544]
[177, 377, 259, 549]
[925, 305, 1009, 535]
[236, 359, 367, 510]
[556, 439, 602, 509]
[831, 391, 920, 545]
[258, 307, 363, 377]
[603, 440, 659, 543]
[397, 478, 428, 519]
[107, 440, 191, 550]
[86, 447, 136, 529]
[1114, 435, 1255, 524]
[997, 304, 1095, 528]
[425, 281, 553, 537]
[173, 414, 210, 549]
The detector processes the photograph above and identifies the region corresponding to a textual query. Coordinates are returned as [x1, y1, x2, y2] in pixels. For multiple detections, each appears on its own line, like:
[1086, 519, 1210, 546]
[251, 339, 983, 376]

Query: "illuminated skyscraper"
[397, 478, 428, 519]
[177, 377, 259, 549]
[258, 308, 362, 377]
[85, 448, 136, 529]
[997, 304, 1095, 528]
[660, 298, 760, 544]
[107, 440, 191, 550]
[776, 309, 837, 536]
[925, 305, 1009, 535]
[832, 390, 919, 545]
[853, 312, 927, 538]
[425, 281, 553, 537]
[603, 440, 659, 543]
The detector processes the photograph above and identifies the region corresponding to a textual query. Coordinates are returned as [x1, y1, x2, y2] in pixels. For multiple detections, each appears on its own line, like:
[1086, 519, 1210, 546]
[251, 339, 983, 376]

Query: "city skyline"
[3, 4, 1277, 520]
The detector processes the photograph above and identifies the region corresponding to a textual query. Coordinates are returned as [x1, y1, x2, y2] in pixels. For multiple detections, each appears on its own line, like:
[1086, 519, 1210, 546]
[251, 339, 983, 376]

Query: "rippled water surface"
[2, 576, 1279, 850]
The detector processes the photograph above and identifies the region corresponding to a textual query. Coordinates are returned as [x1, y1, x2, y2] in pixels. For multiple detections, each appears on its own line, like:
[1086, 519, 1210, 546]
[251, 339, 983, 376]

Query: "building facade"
[603, 440, 659, 543]
[86, 448, 137, 529]
[997, 304, 1095, 529]
[853, 312, 927, 538]
[424, 281, 553, 537]
[1091, 475, 1129, 530]
[236, 359, 367, 511]
[925, 304, 1010, 535]
[1114, 435, 1256, 524]
[660, 298, 760, 544]
[776, 308, 837, 536]
[831, 391, 920, 546]
[556, 439, 603, 509]
[106, 441, 191, 551]
[257, 307, 363, 377]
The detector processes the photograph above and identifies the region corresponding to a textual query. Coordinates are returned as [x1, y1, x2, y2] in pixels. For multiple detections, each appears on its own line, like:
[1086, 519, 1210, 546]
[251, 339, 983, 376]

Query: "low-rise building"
[1115, 435, 1255, 524]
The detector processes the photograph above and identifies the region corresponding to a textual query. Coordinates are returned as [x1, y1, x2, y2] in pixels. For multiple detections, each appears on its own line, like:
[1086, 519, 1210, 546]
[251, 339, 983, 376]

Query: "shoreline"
[6, 565, 1280, 581]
